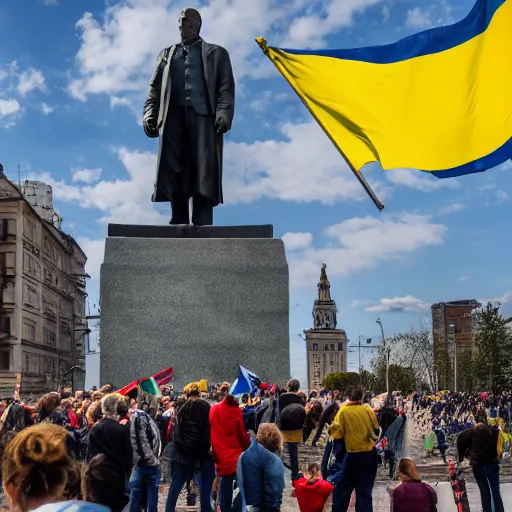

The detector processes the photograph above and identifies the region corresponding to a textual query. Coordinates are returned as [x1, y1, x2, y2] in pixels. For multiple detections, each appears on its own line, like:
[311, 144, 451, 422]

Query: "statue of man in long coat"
[143, 8, 235, 226]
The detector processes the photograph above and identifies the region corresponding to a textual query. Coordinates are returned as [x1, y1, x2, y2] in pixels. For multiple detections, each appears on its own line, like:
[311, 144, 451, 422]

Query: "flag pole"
[256, 37, 384, 212]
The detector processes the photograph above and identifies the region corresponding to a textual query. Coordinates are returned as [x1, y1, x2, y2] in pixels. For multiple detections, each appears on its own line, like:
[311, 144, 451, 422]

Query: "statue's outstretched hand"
[215, 115, 229, 134]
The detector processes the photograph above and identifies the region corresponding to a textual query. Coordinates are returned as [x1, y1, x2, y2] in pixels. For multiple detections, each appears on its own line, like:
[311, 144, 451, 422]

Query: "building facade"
[0, 172, 88, 396]
[431, 299, 481, 390]
[305, 264, 347, 391]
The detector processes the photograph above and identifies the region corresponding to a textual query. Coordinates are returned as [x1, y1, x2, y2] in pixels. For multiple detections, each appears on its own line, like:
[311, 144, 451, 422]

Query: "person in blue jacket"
[236, 423, 285, 512]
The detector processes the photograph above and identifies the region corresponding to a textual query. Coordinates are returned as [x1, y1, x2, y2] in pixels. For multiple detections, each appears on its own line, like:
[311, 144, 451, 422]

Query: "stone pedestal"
[100, 225, 290, 390]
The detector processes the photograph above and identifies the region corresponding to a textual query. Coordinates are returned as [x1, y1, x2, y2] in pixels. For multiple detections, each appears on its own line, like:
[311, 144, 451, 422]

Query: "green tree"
[473, 302, 512, 392]
[323, 372, 360, 393]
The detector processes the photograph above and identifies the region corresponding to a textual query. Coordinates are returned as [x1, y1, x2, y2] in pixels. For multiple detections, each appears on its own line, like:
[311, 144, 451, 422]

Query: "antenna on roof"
[17, 164, 21, 188]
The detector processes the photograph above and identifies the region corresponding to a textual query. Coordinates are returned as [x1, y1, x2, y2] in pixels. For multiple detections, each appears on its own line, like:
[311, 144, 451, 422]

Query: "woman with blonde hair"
[390, 458, 437, 512]
[2, 423, 109, 512]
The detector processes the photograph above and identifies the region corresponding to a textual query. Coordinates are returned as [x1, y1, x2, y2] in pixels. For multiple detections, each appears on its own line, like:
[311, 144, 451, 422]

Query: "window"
[330, 343, 335, 351]
[23, 322, 36, 341]
[312, 343, 318, 351]
[1, 317, 11, 336]
[43, 328, 56, 348]
[0, 350, 10, 370]
[338, 342, 343, 351]
[2, 282, 14, 303]
[4, 252, 15, 274]
[24, 353, 30, 372]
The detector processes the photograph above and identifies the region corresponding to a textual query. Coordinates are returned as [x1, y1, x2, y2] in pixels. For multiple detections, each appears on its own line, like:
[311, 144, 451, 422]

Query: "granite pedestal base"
[100, 225, 290, 391]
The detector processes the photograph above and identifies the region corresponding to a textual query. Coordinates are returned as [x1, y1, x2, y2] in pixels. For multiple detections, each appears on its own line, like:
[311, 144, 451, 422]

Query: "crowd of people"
[0, 381, 508, 512]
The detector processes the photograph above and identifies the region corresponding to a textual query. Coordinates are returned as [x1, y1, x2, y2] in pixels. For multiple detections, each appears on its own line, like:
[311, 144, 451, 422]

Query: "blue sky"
[1, 0, 510, 387]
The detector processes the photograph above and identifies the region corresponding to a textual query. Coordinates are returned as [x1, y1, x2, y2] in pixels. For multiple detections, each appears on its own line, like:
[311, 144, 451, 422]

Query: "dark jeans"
[219, 474, 235, 512]
[165, 458, 215, 512]
[332, 450, 377, 512]
[473, 463, 505, 512]
[129, 466, 161, 512]
[286, 442, 300, 481]
[322, 440, 333, 479]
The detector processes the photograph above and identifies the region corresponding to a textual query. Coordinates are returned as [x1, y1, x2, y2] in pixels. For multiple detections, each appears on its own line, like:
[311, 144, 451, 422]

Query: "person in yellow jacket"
[330, 389, 379, 512]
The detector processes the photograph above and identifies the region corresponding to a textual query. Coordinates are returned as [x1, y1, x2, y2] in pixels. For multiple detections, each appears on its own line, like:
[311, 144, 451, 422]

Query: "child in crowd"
[292, 462, 334, 512]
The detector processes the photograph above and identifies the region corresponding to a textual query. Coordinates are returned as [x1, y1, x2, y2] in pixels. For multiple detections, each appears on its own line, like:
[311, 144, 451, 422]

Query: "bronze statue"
[143, 8, 235, 226]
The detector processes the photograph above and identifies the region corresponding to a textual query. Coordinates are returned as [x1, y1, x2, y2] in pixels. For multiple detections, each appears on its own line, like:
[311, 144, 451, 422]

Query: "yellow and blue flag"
[257, 0, 511, 181]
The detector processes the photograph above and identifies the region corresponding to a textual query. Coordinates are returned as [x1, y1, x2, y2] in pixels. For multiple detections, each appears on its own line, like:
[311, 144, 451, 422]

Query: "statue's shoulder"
[202, 40, 229, 56]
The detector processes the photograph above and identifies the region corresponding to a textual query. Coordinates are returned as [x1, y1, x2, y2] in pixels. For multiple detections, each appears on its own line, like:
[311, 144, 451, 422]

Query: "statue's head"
[179, 8, 202, 41]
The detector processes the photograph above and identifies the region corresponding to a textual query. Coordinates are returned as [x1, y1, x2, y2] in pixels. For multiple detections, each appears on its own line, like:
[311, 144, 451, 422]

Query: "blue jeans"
[322, 440, 333, 479]
[165, 458, 215, 512]
[219, 474, 235, 512]
[332, 450, 377, 512]
[473, 463, 505, 512]
[129, 466, 161, 512]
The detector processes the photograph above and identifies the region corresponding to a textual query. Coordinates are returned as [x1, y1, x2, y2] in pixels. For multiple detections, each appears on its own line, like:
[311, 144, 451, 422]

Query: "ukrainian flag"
[257, 0, 512, 180]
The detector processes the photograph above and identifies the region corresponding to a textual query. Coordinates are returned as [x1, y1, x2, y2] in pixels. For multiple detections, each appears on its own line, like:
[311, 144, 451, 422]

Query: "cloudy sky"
[1, 0, 510, 386]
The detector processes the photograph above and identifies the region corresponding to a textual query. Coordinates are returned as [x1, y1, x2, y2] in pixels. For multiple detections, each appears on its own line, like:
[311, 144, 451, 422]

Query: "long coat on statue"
[143, 40, 235, 206]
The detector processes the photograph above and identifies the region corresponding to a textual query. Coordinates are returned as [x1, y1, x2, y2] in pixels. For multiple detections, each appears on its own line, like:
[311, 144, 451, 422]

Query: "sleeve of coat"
[143, 48, 166, 138]
[215, 47, 235, 131]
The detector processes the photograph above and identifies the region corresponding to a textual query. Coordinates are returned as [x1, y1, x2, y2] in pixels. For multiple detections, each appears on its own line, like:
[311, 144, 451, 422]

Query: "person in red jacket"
[209, 394, 250, 512]
[293, 462, 334, 512]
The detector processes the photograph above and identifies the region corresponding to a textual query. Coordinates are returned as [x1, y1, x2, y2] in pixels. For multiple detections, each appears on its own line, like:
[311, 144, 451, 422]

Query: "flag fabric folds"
[117, 366, 173, 397]
[256, 0, 512, 179]
[230, 366, 262, 397]
[152, 366, 174, 386]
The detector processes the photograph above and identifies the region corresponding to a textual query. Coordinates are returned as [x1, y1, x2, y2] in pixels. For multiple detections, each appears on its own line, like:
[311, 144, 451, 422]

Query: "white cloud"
[76, 237, 105, 282]
[68, 0, 384, 106]
[282, 0, 384, 47]
[41, 103, 53, 115]
[225, 121, 389, 205]
[17, 67, 47, 97]
[439, 203, 465, 214]
[35, 148, 168, 226]
[479, 292, 512, 305]
[72, 168, 103, 183]
[458, 276, 469, 282]
[364, 295, 431, 313]
[386, 168, 458, 192]
[478, 181, 509, 203]
[405, 7, 432, 29]
[287, 212, 446, 286]
[282, 232, 313, 251]
[0, 99, 21, 118]
[382, 5, 390, 23]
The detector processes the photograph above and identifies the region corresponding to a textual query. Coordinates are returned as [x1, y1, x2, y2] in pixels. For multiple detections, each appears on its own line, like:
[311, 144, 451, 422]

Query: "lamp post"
[376, 317, 390, 404]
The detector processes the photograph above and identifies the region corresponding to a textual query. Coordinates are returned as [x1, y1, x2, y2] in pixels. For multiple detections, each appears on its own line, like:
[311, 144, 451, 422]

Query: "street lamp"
[59, 365, 85, 392]
[376, 317, 391, 404]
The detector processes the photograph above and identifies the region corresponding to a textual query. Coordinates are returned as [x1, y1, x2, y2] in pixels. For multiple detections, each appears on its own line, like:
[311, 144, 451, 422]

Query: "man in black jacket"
[457, 417, 505, 512]
[165, 384, 214, 512]
[86, 394, 133, 509]
[277, 379, 306, 481]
